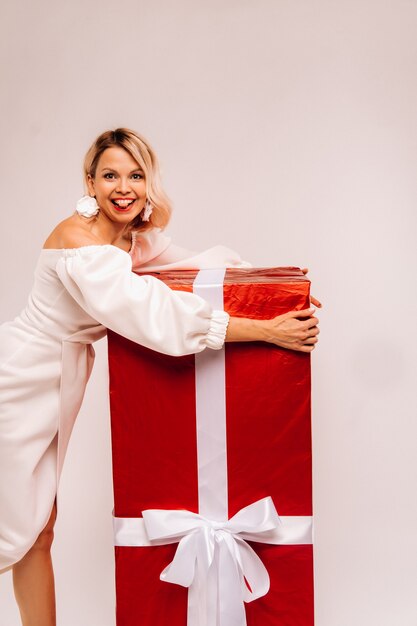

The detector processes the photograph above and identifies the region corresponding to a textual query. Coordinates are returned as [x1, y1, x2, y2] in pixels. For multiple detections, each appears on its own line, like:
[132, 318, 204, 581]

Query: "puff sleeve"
[55, 245, 229, 356]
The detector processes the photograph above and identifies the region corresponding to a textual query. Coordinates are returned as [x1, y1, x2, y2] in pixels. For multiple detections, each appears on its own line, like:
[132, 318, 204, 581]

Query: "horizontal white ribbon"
[113, 506, 313, 549]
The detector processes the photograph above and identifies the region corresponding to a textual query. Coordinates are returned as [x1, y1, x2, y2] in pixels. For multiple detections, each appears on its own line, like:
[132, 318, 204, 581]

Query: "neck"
[92, 212, 132, 245]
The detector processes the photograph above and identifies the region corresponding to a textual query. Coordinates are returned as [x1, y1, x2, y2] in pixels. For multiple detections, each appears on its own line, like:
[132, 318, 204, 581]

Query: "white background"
[1, 1, 417, 624]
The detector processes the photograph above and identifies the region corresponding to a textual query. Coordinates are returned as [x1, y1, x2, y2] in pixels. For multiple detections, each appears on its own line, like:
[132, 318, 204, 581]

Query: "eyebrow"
[101, 167, 144, 174]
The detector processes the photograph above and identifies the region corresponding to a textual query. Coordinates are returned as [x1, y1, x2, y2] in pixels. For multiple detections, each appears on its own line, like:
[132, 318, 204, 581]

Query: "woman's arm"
[226, 307, 319, 353]
[53, 225, 319, 354]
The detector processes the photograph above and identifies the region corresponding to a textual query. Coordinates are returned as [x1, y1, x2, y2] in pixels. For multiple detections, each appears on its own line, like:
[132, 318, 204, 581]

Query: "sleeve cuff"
[205, 310, 230, 350]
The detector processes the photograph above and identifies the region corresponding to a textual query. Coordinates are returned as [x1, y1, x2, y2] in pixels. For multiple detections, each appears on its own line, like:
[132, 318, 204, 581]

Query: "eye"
[104, 172, 115, 179]
[131, 173, 144, 180]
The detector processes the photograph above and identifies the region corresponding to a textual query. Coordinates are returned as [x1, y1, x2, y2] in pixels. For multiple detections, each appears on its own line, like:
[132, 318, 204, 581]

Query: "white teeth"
[113, 199, 134, 207]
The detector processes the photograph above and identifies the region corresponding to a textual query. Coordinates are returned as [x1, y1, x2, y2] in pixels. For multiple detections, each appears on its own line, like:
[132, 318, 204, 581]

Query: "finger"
[302, 325, 320, 337]
[287, 307, 316, 318]
[303, 336, 319, 345]
[302, 317, 319, 329]
[311, 296, 322, 308]
[298, 344, 315, 352]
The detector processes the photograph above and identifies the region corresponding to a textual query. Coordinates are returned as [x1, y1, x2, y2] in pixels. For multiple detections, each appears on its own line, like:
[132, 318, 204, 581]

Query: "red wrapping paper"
[108, 267, 314, 625]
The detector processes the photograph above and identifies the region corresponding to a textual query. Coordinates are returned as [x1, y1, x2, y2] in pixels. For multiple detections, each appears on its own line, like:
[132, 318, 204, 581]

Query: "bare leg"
[12, 501, 57, 626]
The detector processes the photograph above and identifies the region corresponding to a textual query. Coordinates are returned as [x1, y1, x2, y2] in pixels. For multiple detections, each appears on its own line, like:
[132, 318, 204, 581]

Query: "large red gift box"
[108, 267, 314, 626]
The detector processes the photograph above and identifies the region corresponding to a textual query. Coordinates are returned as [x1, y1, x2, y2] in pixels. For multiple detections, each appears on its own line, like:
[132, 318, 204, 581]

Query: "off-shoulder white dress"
[0, 229, 249, 570]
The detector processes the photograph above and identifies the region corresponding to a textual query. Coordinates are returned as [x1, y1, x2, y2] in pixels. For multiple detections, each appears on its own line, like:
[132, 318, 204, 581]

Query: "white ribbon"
[145, 497, 277, 626]
[193, 268, 228, 521]
[113, 268, 313, 625]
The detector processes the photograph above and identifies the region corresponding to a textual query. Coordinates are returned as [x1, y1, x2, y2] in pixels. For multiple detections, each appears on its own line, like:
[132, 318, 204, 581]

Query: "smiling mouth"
[111, 199, 136, 211]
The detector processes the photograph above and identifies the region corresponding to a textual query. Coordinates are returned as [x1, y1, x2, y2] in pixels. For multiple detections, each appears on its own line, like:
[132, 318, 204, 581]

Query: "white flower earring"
[76, 195, 99, 218]
[141, 199, 153, 221]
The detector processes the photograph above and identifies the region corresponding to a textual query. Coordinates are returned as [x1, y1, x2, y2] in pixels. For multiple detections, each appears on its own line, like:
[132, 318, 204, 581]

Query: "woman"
[0, 128, 320, 625]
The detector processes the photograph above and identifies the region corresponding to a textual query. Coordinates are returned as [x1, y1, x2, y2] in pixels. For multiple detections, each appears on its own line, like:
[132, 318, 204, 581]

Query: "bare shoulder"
[42, 216, 102, 249]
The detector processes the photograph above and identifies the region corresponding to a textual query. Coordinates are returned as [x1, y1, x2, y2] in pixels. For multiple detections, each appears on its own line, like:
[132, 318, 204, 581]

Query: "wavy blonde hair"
[83, 128, 172, 232]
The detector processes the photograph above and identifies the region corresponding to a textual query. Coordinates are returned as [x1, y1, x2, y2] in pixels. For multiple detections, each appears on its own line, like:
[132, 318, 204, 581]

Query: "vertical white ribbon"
[193, 268, 228, 521]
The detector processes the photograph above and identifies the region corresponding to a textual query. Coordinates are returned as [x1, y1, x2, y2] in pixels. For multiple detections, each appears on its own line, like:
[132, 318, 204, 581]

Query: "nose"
[116, 177, 132, 194]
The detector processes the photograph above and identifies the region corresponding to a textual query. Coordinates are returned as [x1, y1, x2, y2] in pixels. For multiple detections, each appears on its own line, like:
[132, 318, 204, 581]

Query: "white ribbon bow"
[142, 496, 281, 626]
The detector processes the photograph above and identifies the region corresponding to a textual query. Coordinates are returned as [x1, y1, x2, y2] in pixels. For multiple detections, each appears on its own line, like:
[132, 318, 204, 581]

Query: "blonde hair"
[83, 128, 172, 232]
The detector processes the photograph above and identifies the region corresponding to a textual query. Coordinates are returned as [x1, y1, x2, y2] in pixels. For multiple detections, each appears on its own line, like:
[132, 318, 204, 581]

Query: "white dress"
[0, 228, 249, 571]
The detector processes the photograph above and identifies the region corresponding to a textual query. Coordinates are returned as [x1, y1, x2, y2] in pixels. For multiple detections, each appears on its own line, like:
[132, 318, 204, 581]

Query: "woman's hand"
[263, 307, 320, 352]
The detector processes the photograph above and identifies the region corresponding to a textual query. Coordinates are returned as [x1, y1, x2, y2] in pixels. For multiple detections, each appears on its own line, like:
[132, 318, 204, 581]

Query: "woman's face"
[87, 146, 147, 223]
